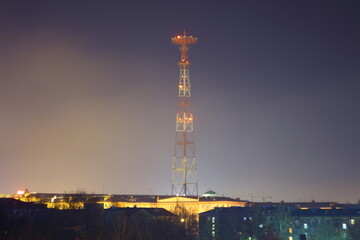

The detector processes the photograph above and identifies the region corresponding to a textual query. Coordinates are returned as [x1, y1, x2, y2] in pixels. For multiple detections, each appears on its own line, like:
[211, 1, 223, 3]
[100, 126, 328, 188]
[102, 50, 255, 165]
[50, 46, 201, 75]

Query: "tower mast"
[171, 32, 198, 196]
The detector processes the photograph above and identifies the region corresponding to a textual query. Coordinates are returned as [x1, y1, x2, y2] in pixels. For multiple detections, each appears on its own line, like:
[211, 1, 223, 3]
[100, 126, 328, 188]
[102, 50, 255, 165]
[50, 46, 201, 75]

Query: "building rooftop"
[106, 207, 175, 217]
[292, 208, 360, 217]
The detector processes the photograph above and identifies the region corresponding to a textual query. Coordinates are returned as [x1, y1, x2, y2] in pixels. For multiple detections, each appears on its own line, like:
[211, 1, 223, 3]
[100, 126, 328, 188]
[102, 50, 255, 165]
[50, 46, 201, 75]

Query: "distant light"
[181, 218, 185, 223]
[342, 223, 347, 230]
[17, 190, 25, 195]
[177, 36, 181, 38]
[51, 195, 57, 203]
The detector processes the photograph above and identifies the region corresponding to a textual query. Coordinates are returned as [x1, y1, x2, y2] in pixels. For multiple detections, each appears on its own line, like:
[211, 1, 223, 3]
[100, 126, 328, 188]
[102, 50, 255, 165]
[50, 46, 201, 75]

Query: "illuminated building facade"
[9, 192, 247, 214]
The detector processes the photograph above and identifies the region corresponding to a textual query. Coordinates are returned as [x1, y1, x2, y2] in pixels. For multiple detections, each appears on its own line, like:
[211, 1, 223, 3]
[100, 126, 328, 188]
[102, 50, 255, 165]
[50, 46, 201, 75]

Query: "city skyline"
[0, 1, 359, 203]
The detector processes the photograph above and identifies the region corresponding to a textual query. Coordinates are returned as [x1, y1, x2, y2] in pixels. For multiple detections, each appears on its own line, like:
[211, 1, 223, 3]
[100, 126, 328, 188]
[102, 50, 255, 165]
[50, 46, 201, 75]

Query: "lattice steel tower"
[171, 32, 198, 196]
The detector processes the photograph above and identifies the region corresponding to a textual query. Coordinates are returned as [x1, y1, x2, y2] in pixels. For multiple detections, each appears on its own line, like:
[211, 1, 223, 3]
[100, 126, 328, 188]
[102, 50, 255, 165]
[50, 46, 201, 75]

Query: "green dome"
[203, 190, 218, 197]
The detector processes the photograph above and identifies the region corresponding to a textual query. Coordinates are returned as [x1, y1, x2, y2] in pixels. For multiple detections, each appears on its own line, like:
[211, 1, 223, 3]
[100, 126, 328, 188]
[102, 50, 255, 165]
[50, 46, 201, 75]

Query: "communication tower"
[171, 32, 198, 196]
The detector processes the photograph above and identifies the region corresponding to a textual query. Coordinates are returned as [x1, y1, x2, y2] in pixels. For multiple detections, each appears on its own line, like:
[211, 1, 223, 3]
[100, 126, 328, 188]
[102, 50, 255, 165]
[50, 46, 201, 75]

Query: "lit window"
[289, 237, 293, 240]
[304, 223, 308, 229]
[342, 223, 347, 230]
[350, 219, 355, 225]
[212, 217, 215, 223]
[289, 228, 293, 233]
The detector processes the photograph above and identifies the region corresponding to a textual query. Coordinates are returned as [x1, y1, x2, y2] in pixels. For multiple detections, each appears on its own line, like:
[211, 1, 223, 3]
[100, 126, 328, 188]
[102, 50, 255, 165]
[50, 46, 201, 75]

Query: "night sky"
[1, 1, 359, 203]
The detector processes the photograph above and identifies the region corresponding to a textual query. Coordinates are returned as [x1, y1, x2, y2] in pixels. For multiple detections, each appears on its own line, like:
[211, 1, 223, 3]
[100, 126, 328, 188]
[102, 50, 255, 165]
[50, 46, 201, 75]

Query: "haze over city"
[1, 1, 359, 203]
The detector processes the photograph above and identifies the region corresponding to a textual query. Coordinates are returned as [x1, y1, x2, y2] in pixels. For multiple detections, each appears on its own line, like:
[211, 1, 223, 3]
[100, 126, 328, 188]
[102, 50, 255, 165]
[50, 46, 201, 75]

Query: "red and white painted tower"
[171, 32, 198, 196]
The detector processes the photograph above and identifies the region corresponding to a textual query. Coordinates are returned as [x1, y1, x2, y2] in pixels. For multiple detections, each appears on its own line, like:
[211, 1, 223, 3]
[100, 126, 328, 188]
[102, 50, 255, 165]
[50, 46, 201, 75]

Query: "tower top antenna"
[171, 32, 197, 63]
